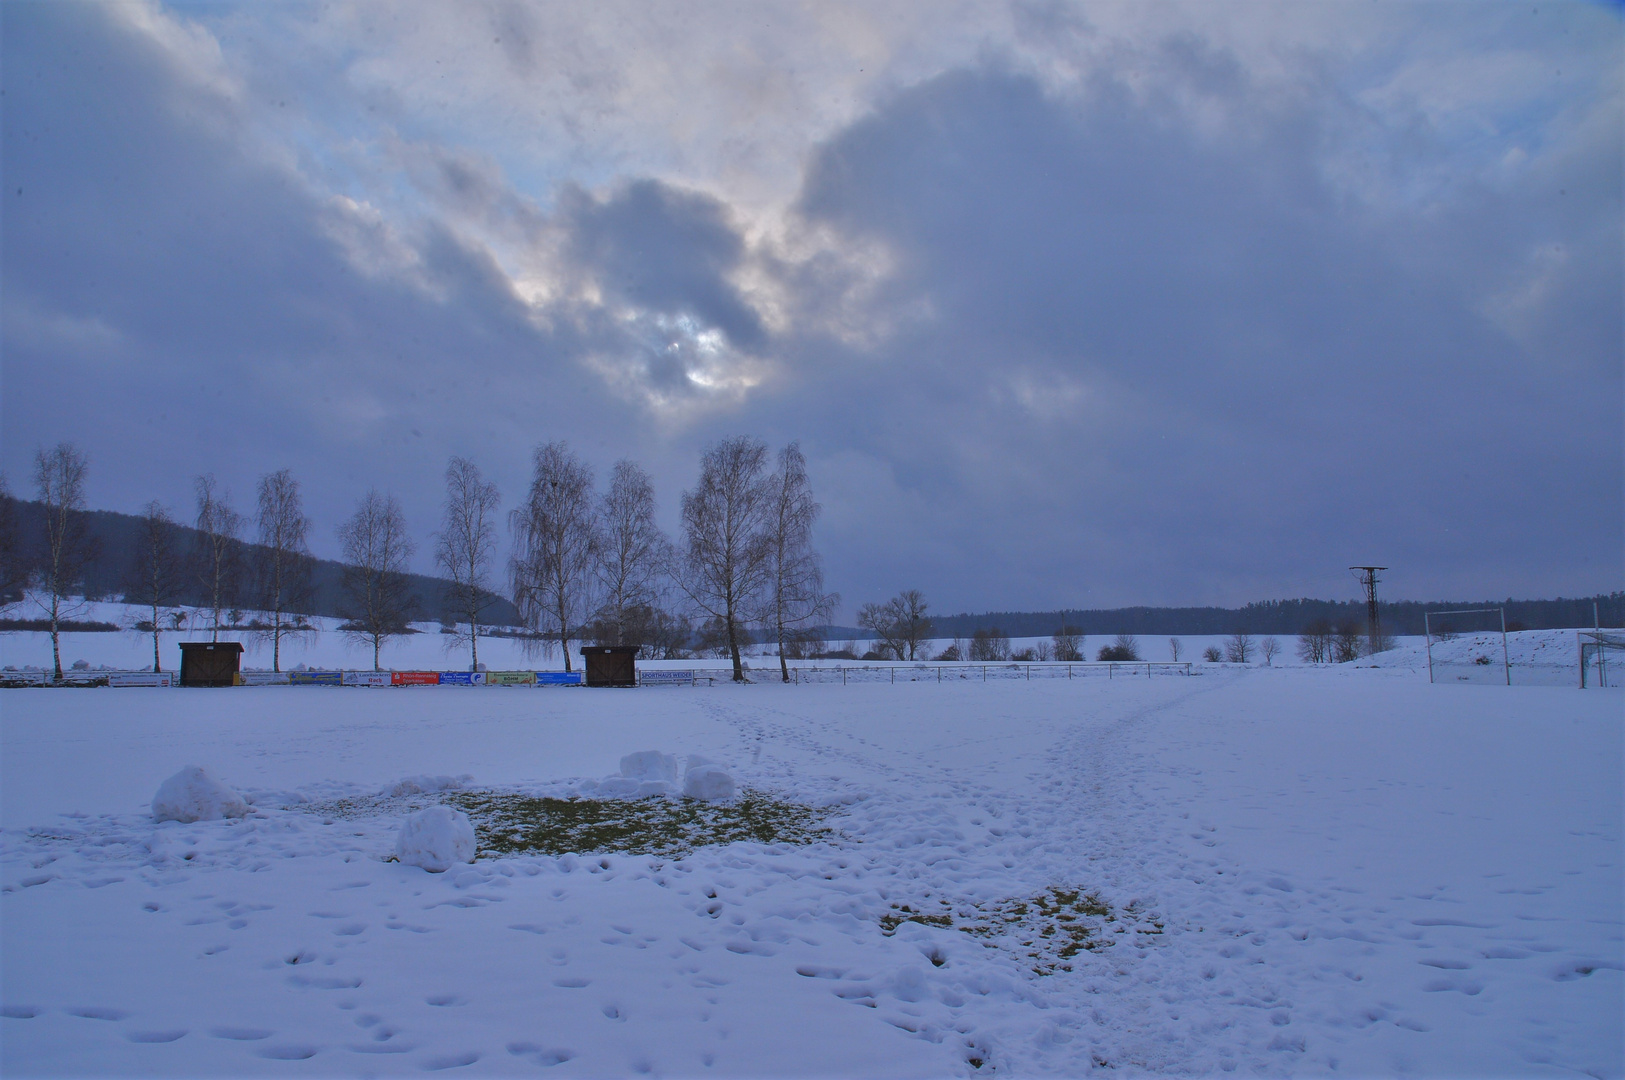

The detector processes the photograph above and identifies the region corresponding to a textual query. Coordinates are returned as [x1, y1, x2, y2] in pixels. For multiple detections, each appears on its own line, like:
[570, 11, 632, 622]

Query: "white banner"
[638, 669, 697, 686]
[239, 671, 291, 686]
[343, 671, 392, 687]
[110, 672, 174, 687]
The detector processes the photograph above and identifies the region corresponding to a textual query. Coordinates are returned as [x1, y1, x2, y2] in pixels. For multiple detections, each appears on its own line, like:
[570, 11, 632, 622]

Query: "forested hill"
[5, 499, 519, 626]
[838, 594, 1623, 641]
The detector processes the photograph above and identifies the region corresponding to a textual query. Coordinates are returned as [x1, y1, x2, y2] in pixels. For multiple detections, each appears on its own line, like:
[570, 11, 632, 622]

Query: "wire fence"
[775, 661, 1195, 685]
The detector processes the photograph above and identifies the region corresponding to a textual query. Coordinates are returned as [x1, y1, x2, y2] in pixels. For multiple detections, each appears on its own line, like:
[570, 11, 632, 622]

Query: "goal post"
[1578, 631, 1624, 689]
[1424, 607, 1509, 686]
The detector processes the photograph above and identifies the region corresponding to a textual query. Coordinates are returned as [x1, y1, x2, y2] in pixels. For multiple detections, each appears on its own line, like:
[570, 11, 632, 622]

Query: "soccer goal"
[1579, 630, 1624, 689]
[1424, 608, 1509, 686]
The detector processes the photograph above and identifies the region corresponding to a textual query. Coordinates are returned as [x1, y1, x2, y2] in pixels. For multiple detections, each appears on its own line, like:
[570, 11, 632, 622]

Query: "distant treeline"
[832, 594, 1624, 641]
[4, 499, 519, 626]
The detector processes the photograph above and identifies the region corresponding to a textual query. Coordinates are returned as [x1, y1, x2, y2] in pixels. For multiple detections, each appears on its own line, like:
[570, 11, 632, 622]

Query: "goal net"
[1425, 608, 1509, 686]
[1579, 631, 1625, 689]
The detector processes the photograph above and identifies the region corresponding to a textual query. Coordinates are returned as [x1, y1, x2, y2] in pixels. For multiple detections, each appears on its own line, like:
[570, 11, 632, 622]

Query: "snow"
[150, 766, 250, 824]
[683, 764, 737, 802]
[620, 751, 679, 784]
[395, 807, 477, 873]
[2, 665, 1619, 1077]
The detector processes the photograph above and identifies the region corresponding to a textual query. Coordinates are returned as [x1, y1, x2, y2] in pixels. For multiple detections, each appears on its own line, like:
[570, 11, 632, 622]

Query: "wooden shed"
[580, 646, 638, 687]
[178, 642, 244, 687]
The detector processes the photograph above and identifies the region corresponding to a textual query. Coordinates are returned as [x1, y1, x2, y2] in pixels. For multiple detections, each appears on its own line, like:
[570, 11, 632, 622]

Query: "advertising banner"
[0, 671, 48, 686]
[290, 670, 343, 686]
[535, 671, 584, 686]
[110, 672, 175, 687]
[343, 671, 392, 687]
[485, 671, 536, 686]
[391, 671, 440, 687]
[239, 671, 292, 686]
[638, 669, 697, 686]
[436, 671, 486, 686]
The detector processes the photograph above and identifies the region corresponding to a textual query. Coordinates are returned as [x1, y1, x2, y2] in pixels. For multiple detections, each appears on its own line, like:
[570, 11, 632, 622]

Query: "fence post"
[1025, 664, 1029, 680]
[982, 665, 986, 682]
[891, 667, 895, 685]
[842, 665, 846, 686]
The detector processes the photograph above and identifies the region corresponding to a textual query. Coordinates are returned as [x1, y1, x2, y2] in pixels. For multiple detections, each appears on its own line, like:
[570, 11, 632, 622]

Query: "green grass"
[881, 887, 1164, 975]
[442, 790, 834, 858]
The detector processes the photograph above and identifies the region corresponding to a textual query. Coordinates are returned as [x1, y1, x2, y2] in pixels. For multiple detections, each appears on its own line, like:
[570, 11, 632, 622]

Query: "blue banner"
[290, 670, 343, 686]
[437, 671, 479, 685]
[535, 671, 583, 686]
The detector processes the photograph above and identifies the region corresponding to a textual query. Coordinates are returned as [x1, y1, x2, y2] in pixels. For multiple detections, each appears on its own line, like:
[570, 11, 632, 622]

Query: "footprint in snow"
[210, 1026, 274, 1040]
[257, 1045, 319, 1060]
[68, 1006, 129, 1021]
[423, 1051, 480, 1070]
[2, 1005, 41, 1019]
[425, 994, 466, 1006]
[333, 923, 367, 936]
[126, 1030, 188, 1043]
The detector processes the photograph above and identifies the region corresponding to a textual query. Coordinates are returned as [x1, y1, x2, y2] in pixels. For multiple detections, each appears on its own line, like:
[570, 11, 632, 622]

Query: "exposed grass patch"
[306, 789, 834, 858]
[443, 791, 833, 858]
[881, 887, 1164, 975]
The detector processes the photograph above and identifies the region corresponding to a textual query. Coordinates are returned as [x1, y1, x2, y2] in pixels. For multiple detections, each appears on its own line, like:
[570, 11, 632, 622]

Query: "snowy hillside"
[1, 667, 1619, 1077]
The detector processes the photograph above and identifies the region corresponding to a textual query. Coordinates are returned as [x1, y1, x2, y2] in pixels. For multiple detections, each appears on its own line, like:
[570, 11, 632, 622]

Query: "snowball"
[151, 766, 249, 824]
[620, 751, 678, 783]
[683, 764, 736, 802]
[395, 806, 477, 872]
[386, 774, 473, 797]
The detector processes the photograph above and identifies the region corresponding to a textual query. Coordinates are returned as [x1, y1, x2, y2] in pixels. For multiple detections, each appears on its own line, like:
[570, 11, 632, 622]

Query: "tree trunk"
[778, 621, 789, 683]
[50, 598, 62, 680]
[726, 602, 745, 682]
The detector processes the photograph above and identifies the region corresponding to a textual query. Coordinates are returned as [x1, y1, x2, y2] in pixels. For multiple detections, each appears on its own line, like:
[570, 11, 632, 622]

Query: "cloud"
[1, 0, 1618, 614]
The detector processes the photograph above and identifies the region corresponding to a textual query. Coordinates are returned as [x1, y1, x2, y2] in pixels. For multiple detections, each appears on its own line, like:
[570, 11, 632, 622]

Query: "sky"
[2, 0, 1621, 617]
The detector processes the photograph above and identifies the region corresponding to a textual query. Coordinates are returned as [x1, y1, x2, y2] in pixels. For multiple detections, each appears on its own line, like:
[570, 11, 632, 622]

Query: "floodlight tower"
[1350, 566, 1387, 655]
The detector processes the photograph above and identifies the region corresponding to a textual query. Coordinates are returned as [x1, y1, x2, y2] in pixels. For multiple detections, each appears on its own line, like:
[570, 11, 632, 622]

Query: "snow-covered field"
[2, 663, 1620, 1077]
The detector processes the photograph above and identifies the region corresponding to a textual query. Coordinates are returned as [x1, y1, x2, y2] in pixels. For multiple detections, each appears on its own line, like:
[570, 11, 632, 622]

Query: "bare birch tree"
[434, 457, 501, 672]
[339, 490, 417, 671]
[193, 474, 244, 643]
[762, 443, 836, 682]
[33, 443, 93, 680]
[510, 442, 598, 672]
[592, 459, 669, 648]
[254, 469, 314, 672]
[1259, 635, 1280, 666]
[677, 436, 772, 683]
[128, 500, 184, 672]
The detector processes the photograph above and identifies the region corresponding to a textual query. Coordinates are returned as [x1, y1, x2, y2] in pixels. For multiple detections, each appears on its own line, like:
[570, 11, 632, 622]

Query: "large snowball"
[620, 751, 678, 783]
[152, 766, 249, 823]
[395, 806, 477, 872]
[683, 764, 736, 802]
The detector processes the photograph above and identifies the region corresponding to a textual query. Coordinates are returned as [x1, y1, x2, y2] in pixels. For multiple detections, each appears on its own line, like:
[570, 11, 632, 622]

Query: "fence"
[1, 661, 1192, 689]
[780, 661, 1194, 685]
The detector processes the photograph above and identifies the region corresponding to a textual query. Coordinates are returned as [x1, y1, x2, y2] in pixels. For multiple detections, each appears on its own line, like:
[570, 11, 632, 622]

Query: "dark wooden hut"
[178, 642, 244, 687]
[579, 645, 638, 687]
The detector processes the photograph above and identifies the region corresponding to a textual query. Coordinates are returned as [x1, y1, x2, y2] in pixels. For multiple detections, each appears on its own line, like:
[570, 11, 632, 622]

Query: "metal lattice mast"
[1350, 566, 1387, 655]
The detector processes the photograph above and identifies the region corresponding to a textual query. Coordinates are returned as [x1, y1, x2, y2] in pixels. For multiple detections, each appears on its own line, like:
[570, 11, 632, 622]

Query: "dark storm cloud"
[768, 62, 1621, 605]
[558, 180, 767, 352]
